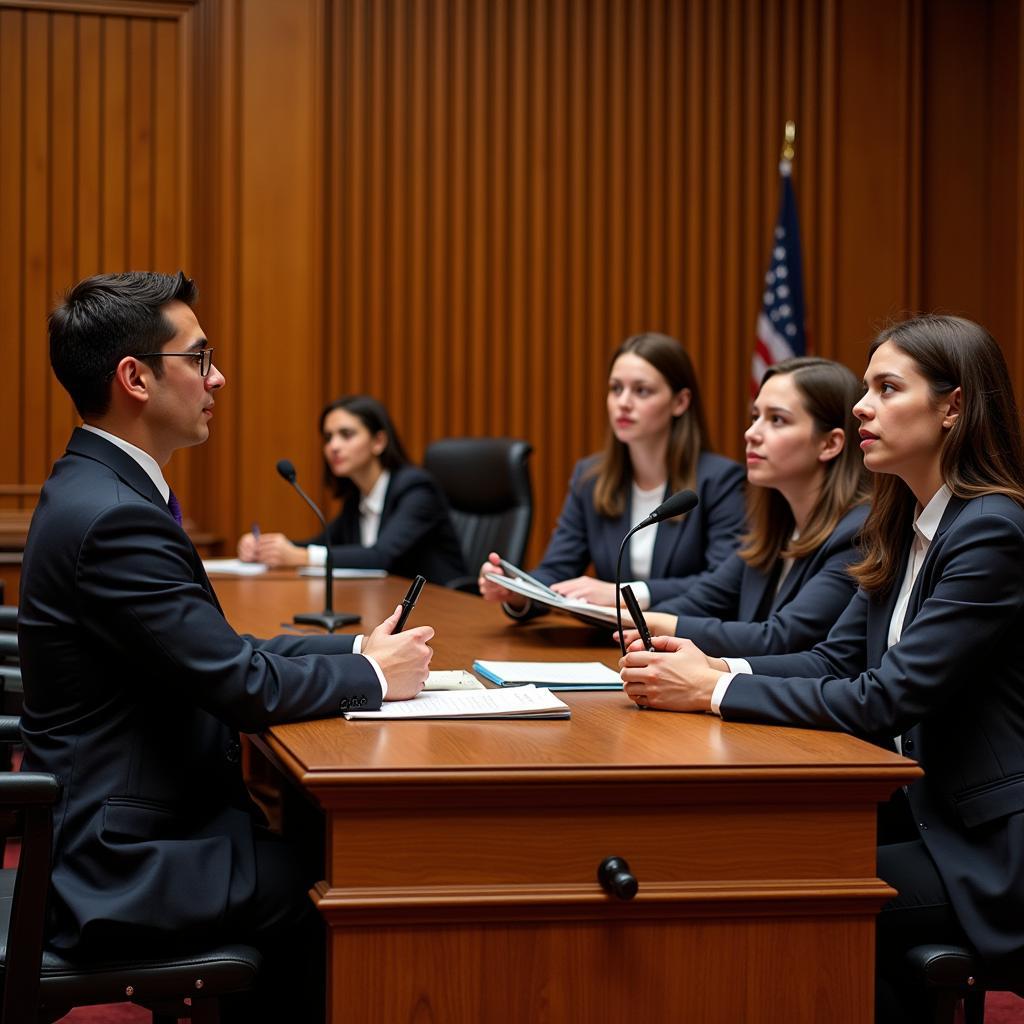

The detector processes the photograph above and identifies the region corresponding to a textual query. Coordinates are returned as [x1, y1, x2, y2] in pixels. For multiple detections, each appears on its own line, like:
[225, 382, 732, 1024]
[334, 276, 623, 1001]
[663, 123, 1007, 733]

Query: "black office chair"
[0, 717, 262, 1023]
[423, 437, 534, 593]
[905, 943, 1024, 1023]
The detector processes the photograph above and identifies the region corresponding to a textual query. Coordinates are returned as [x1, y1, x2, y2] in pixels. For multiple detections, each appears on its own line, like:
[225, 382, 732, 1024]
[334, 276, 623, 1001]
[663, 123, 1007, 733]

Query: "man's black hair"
[49, 270, 198, 417]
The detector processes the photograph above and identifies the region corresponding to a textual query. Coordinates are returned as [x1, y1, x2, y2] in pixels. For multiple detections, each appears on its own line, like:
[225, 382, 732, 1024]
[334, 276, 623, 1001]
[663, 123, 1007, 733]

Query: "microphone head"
[650, 489, 699, 524]
[276, 459, 297, 484]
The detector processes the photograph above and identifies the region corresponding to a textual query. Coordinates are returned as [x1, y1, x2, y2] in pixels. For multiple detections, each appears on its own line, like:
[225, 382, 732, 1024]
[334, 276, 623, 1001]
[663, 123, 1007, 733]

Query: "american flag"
[752, 157, 806, 394]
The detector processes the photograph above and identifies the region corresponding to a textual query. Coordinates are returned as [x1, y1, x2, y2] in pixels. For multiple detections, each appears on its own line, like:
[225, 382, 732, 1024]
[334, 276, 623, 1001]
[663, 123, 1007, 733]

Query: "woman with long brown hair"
[619, 315, 1024, 1023]
[479, 332, 746, 612]
[623, 356, 870, 656]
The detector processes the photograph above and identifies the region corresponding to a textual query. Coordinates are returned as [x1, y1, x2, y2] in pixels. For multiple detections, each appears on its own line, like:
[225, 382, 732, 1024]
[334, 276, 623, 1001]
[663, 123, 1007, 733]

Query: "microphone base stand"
[293, 610, 360, 633]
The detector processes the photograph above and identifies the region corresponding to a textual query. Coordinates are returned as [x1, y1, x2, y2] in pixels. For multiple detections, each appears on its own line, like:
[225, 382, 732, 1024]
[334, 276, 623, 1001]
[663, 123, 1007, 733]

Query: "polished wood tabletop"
[215, 572, 918, 785]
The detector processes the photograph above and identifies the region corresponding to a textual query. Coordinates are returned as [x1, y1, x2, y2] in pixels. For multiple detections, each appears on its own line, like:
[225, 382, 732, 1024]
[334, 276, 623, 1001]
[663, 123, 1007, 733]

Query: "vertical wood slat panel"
[23, 12, 51, 485]
[49, 14, 76, 463]
[0, 9, 25, 485]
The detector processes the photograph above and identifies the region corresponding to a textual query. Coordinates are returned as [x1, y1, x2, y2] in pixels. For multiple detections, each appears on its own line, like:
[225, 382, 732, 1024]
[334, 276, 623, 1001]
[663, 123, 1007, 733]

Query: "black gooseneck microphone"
[276, 458, 360, 632]
[615, 489, 699, 656]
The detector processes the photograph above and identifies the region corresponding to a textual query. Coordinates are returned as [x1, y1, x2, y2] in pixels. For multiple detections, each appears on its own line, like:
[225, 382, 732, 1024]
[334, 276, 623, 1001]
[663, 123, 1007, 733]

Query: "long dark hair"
[740, 357, 870, 572]
[850, 315, 1024, 594]
[588, 332, 708, 518]
[319, 395, 409, 503]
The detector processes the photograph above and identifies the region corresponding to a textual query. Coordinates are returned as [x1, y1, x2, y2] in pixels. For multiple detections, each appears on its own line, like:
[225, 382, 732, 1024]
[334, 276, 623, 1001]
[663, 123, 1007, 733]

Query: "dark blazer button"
[225, 741, 241, 765]
[359, 696, 367, 706]
[340, 698, 349, 710]
[918, 821, 928, 830]
[903, 738, 914, 751]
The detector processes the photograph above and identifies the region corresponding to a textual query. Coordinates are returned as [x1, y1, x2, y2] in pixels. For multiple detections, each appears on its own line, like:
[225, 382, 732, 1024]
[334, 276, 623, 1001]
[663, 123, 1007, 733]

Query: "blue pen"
[252, 522, 261, 541]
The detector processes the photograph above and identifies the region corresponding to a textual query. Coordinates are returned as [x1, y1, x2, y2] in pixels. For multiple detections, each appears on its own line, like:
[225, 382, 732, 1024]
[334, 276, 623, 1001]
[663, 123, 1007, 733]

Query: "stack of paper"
[203, 559, 269, 576]
[343, 684, 570, 720]
[473, 660, 622, 691]
[483, 573, 623, 628]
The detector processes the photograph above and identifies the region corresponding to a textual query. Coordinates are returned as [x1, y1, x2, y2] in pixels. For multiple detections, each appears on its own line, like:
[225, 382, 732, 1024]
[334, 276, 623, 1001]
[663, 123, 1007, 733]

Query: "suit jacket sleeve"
[720, 510, 1024, 737]
[530, 462, 594, 585]
[644, 458, 747, 604]
[659, 511, 863, 657]
[75, 501, 381, 732]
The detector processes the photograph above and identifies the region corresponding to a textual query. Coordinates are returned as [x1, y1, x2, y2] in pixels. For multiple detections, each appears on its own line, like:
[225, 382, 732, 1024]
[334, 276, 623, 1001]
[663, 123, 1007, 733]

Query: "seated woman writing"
[623, 356, 869, 657]
[479, 331, 746, 613]
[237, 395, 465, 585]
[619, 315, 1024, 1024]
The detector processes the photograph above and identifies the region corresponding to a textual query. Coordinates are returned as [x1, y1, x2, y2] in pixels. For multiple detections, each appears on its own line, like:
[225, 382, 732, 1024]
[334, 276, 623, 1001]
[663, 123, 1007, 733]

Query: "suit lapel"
[905, 495, 968, 623]
[609, 486, 636, 579]
[66, 428, 219, 604]
[649, 483, 680, 578]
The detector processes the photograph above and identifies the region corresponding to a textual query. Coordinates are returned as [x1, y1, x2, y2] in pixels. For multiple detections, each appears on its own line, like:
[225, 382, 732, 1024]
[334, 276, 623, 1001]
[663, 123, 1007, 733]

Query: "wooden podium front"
[217, 575, 919, 1024]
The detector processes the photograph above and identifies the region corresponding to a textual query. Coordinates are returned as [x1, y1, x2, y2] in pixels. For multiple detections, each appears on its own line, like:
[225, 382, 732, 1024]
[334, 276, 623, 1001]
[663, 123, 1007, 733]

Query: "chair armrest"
[0, 772, 61, 808]
[0, 716, 21, 743]
[0, 606, 16, 630]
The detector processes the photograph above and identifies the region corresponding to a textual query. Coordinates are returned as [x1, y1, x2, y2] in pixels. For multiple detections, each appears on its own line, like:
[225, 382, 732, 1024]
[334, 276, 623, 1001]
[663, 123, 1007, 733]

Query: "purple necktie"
[167, 490, 183, 527]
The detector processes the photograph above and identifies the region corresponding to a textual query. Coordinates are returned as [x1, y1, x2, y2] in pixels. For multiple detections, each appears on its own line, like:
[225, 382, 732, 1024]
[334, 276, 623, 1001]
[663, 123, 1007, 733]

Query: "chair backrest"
[423, 438, 534, 586]
[0, 716, 60, 1024]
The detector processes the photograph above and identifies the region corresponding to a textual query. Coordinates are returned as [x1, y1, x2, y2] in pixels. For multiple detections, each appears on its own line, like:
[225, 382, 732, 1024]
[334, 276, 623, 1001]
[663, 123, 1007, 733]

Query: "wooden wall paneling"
[986, 0, 1022, 369]
[815, 0, 838, 360]
[447, 0, 469, 445]
[565, 0, 588, 466]
[720, 0, 744, 451]
[76, 15, 102, 280]
[23, 12, 52, 485]
[233, 0, 326, 542]
[832, 0, 915, 371]
[100, 16, 127, 270]
[920, 0, 988, 322]
[50, 13, 76, 467]
[186, 0, 240, 549]
[0, 9, 25, 487]
[467, 0, 490, 436]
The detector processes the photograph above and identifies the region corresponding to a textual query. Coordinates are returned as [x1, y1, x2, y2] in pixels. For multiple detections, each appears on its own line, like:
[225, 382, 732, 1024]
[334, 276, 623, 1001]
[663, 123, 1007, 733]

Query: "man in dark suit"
[18, 271, 434, 1021]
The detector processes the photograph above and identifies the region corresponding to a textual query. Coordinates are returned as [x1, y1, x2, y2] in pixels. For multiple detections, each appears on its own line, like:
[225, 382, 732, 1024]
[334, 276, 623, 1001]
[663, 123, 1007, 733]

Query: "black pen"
[394, 575, 426, 631]
[621, 585, 655, 653]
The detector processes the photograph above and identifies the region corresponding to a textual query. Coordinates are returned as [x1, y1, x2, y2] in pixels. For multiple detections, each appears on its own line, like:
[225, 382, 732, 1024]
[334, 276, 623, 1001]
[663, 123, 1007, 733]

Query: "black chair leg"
[964, 990, 986, 1024]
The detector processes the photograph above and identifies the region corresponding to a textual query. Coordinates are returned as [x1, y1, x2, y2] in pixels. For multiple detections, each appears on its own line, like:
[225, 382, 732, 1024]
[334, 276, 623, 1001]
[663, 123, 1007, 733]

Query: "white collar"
[81, 424, 170, 502]
[914, 483, 953, 545]
[360, 469, 391, 517]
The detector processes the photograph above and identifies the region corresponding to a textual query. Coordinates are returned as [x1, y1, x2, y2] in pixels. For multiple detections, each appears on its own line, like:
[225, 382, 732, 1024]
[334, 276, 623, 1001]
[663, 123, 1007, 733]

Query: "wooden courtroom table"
[215, 574, 920, 1024]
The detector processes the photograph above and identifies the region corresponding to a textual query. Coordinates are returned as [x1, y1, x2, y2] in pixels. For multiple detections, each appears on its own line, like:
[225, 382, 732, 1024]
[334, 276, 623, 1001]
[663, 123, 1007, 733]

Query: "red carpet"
[43, 994, 1024, 1021]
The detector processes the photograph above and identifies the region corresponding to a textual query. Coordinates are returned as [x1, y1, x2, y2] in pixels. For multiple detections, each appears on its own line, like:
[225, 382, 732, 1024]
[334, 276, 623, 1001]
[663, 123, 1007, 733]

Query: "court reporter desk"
[215, 574, 919, 1024]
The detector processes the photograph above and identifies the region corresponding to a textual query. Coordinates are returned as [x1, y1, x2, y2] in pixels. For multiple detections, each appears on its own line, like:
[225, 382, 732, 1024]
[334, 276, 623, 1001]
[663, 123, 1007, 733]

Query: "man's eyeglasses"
[134, 348, 216, 378]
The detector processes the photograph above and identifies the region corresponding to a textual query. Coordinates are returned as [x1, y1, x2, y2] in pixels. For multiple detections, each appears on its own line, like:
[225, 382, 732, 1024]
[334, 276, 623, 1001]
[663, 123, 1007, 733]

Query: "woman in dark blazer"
[627, 356, 870, 657]
[619, 316, 1024, 1023]
[237, 395, 465, 584]
[479, 332, 746, 611]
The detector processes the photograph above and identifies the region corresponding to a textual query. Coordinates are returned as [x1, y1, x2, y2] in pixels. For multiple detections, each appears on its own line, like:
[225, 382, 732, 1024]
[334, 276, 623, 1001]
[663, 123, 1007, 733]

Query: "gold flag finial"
[781, 121, 796, 163]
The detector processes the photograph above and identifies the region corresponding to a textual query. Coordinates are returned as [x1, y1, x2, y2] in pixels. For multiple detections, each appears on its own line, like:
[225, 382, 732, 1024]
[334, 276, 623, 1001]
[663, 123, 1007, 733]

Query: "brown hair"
[850, 315, 1024, 594]
[740, 357, 870, 572]
[588, 333, 708, 518]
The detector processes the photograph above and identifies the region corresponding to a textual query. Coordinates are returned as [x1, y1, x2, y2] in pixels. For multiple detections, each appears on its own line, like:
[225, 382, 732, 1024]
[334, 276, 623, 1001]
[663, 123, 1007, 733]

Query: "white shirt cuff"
[710, 673, 736, 717]
[359, 649, 388, 700]
[626, 582, 651, 610]
[307, 544, 327, 567]
[723, 656, 752, 675]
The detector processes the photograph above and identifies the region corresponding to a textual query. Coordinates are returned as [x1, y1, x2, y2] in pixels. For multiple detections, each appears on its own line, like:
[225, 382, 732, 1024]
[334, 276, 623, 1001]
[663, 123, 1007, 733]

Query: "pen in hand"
[394, 575, 426, 632]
